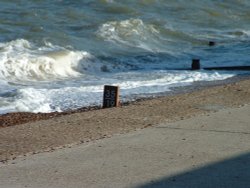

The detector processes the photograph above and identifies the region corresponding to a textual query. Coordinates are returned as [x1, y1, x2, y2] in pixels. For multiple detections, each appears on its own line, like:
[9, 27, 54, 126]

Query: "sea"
[0, 0, 250, 114]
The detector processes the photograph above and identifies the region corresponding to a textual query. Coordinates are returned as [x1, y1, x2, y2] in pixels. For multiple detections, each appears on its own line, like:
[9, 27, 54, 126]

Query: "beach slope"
[0, 97, 250, 187]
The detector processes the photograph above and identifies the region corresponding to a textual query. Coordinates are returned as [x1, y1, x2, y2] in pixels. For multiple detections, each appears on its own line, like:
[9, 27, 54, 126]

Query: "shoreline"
[1, 77, 250, 163]
[1, 74, 250, 128]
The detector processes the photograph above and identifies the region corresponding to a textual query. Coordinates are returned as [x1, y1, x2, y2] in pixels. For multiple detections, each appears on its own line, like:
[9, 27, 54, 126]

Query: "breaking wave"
[97, 18, 164, 52]
[0, 39, 99, 82]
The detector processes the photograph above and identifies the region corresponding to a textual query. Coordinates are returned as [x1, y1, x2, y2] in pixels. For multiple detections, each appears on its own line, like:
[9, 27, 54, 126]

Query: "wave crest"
[0, 39, 93, 82]
[97, 18, 161, 51]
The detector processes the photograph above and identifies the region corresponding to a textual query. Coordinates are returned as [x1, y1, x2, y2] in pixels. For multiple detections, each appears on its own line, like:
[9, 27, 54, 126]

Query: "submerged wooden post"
[103, 85, 120, 108]
[191, 59, 200, 70]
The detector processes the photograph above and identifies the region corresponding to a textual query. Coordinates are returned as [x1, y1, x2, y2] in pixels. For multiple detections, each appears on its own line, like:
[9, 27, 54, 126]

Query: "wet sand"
[1, 78, 250, 163]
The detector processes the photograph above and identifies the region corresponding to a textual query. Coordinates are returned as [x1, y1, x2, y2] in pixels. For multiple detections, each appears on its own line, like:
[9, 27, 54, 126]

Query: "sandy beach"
[0, 78, 250, 188]
[0, 77, 250, 163]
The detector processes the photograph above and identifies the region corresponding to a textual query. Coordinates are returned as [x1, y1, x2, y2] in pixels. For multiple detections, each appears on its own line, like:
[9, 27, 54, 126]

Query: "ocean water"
[0, 0, 250, 113]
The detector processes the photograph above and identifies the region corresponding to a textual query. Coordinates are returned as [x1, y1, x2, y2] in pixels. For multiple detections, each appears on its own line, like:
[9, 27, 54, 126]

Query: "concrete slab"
[0, 105, 250, 188]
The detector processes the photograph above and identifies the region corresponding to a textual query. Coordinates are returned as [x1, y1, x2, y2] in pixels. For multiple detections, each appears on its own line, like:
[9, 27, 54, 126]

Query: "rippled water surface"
[0, 0, 250, 113]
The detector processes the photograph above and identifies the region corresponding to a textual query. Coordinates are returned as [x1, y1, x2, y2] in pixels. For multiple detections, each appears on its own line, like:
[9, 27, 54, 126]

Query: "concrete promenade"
[0, 105, 250, 188]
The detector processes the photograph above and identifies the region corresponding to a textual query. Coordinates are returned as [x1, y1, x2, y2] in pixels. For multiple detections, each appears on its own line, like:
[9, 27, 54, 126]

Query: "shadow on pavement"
[135, 152, 250, 188]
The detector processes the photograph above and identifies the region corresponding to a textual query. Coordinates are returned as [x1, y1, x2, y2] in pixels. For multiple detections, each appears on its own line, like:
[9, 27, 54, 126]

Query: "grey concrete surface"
[0, 105, 250, 188]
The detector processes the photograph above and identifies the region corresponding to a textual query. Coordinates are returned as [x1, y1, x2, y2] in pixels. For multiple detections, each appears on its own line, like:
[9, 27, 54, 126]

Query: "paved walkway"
[1, 105, 250, 188]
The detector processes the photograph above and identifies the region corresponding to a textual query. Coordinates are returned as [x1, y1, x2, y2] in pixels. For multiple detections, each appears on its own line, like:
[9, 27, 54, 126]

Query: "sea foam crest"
[97, 18, 161, 51]
[0, 39, 95, 82]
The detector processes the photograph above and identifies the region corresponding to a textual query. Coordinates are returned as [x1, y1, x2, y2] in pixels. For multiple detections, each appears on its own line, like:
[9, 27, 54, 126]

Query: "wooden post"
[191, 59, 200, 70]
[209, 41, 216, 46]
[103, 85, 120, 108]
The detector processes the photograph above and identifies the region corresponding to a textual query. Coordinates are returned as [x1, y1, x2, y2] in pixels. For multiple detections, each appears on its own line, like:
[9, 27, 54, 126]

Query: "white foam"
[0, 40, 236, 114]
[0, 70, 234, 113]
[8, 86, 104, 113]
[0, 39, 95, 82]
[115, 70, 233, 91]
[97, 18, 162, 51]
[14, 88, 53, 113]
